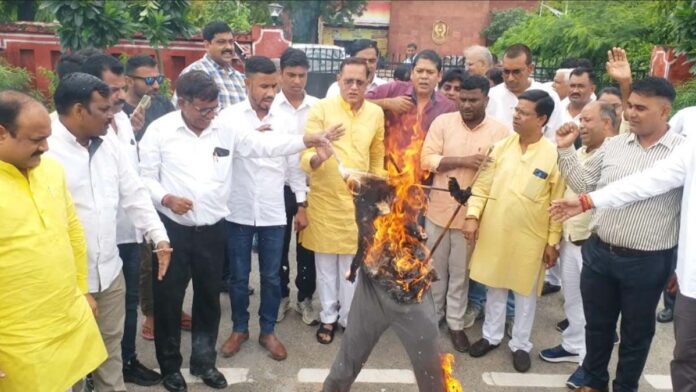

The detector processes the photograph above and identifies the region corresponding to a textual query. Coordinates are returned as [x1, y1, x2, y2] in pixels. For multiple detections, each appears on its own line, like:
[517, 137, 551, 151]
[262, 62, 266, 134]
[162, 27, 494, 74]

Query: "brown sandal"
[316, 322, 337, 344]
[141, 320, 154, 341]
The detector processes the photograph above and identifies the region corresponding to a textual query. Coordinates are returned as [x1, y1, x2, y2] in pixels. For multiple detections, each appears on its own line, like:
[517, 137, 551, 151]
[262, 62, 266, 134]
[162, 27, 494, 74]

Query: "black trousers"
[580, 234, 674, 392]
[153, 214, 226, 375]
[280, 185, 316, 302]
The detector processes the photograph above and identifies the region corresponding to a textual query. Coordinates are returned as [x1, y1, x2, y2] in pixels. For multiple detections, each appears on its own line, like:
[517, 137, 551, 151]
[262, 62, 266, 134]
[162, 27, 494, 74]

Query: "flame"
[441, 353, 463, 391]
[361, 112, 433, 302]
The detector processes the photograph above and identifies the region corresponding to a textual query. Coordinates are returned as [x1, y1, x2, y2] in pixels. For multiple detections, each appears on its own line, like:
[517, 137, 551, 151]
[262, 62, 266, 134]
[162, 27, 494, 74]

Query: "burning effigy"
[322, 113, 465, 392]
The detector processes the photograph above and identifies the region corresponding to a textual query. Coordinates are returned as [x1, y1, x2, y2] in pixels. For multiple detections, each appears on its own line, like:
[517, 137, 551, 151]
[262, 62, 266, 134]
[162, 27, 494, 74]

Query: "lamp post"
[268, 3, 284, 26]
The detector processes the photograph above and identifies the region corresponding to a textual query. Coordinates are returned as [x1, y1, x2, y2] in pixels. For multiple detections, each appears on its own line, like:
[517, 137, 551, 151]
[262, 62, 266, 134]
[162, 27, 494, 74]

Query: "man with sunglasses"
[487, 44, 563, 142]
[124, 55, 175, 141]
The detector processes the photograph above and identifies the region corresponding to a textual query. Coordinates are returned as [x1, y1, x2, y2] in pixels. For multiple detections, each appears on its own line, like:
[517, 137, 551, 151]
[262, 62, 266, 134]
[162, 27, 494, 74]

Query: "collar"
[0, 159, 24, 177]
[202, 54, 240, 76]
[240, 98, 274, 122]
[461, 114, 491, 132]
[625, 127, 680, 150]
[175, 111, 218, 137]
[52, 117, 89, 148]
[338, 95, 364, 115]
[275, 90, 313, 111]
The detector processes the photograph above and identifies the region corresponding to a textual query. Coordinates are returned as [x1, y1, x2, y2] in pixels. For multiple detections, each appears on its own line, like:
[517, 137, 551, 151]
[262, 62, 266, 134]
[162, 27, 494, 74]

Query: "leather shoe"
[448, 328, 470, 353]
[512, 349, 531, 372]
[162, 372, 187, 392]
[469, 338, 499, 358]
[191, 367, 227, 389]
[220, 332, 249, 357]
[259, 333, 288, 360]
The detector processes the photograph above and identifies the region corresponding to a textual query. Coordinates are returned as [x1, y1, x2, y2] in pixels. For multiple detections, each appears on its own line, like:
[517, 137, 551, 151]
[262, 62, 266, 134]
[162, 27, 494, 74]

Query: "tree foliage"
[187, 0, 270, 32]
[481, 8, 528, 46]
[492, 1, 667, 70]
[657, 0, 696, 74]
[282, 0, 367, 43]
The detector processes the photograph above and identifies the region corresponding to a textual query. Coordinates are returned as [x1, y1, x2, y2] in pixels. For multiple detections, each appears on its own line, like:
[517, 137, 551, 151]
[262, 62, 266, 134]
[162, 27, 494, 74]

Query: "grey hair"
[598, 102, 619, 130]
[463, 45, 493, 68]
[555, 68, 573, 82]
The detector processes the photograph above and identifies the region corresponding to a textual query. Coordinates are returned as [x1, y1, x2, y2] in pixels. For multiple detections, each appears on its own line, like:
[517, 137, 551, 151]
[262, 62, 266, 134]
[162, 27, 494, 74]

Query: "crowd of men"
[1, 18, 695, 392]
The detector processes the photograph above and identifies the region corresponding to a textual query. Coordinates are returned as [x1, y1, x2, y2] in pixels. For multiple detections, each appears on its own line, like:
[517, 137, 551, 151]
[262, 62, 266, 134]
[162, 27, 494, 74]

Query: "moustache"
[115, 99, 126, 106]
[222, 49, 234, 55]
[31, 150, 44, 157]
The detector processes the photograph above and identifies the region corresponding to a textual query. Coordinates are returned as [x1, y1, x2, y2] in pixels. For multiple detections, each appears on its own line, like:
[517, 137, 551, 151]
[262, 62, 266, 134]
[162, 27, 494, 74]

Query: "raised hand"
[556, 122, 580, 149]
[549, 196, 584, 222]
[606, 47, 632, 83]
[384, 96, 415, 114]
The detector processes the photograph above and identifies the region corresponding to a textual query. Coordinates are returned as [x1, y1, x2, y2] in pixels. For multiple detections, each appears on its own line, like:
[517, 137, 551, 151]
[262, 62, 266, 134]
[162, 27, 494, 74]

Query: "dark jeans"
[118, 242, 141, 363]
[153, 215, 226, 375]
[580, 234, 673, 392]
[281, 185, 317, 302]
[672, 291, 696, 391]
[227, 221, 285, 335]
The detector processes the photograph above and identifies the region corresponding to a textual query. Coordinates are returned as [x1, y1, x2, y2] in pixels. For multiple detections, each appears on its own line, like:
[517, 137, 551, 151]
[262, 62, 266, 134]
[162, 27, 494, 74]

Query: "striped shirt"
[558, 131, 684, 251]
[178, 54, 247, 109]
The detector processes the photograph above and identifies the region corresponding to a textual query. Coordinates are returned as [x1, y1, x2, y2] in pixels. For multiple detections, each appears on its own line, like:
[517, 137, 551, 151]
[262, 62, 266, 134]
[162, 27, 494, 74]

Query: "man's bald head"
[0, 91, 51, 171]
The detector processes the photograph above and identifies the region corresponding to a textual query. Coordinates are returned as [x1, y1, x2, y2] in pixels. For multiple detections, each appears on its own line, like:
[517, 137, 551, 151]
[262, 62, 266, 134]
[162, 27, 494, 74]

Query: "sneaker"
[277, 297, 290, 322]
[463, 305, 482, 329]
[556, 318, 569, 333]
[657, 307, 674, 323]
[296, 298, 319, 326]
[505, 318, 514, 339]
[123, 358, 162, 386]
[566, 366, 587, 389]
[539, 344, 580, 363]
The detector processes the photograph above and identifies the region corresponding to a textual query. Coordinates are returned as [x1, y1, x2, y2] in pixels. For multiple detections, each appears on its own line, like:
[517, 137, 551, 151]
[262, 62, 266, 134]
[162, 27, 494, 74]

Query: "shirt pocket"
[520, 168, 550, 201]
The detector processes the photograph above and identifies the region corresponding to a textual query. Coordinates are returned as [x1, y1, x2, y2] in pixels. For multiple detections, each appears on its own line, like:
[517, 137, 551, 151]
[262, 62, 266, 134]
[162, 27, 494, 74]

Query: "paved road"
[131, 239, 675, 392]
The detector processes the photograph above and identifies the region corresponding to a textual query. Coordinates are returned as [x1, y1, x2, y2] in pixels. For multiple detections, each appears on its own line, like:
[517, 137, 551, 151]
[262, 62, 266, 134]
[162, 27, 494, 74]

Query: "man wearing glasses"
[138, 70, 343, 392]
[124, 55, 175, 141]
[486, 44, 563, 142]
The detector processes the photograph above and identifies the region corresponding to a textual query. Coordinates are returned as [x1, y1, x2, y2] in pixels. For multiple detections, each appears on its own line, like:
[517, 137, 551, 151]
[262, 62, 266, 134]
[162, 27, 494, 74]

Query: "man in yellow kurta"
[463, 89, 565, 373]
[0, 91, 106, 392]
[300, 57, 385, 344]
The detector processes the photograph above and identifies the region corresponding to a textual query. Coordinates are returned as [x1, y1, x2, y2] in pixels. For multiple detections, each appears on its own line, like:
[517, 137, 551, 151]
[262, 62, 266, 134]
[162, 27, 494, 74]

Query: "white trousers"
[560, 239, 586, 362]
[425, 219, 470, 330]
[315, 252, 357, 328]
[483, 278, 539, 353]
[546, 262, 563, 286]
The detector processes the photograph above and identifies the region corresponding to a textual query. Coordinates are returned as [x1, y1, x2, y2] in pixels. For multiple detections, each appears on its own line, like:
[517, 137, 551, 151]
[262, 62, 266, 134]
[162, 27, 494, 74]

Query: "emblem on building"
[431, 20, 448, 45]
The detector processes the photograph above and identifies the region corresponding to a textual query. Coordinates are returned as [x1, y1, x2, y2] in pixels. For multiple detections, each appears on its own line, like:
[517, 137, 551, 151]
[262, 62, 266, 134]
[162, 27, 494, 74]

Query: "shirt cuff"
[294, 191, 307, 203]
[547, 231, 562, 247]
[422, 154, 443, 173]
[557, 146, 577, 159]
[147, 228, 170, 246]
[466, 206, 482, 220]
[589, 189, 609, 209]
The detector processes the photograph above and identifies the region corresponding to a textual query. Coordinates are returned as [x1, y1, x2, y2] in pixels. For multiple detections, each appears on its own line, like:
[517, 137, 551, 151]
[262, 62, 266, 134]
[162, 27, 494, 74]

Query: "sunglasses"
[129, 75, 165, 86]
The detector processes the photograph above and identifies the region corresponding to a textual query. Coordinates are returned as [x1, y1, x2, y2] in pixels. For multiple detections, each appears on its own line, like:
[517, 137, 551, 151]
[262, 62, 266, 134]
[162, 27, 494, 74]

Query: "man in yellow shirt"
[300, 57, 385, 344]
[421, 75, 509, 353]
[0, 91, 107, 392]
[464, 89, 565, 373]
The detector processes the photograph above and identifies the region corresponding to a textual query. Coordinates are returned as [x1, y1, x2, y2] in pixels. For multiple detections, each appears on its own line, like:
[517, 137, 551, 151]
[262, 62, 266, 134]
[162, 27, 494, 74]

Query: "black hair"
[126, 54, 158, 75]
[54, 72, 111, 115]
[0, 90, 37, 137]
[74, 47, 104, 58]
[486, 67, 504, 86]
[439, 68, 468, 88]
[504, 43, 533, 65]
[350, 39, 379, 58]
[461, 75, 491, 96]
[339, 57, 369, 78]
[81, 54, 124, 80]
[412, 49, 443, 72]
[598, 86, 621, 99]
[631, 77, 676, 103]
[393, 63, 411, 82]
[244, 56, 277, 77]
[569, 67, 596, 85]
[202, 21, 232, 42]
[280, 48, 309, 70]
[518, 89, 555, 126]
[407, 43, 417, 49]
[175, 70, 219, 102]
[56, 53, 86, 80]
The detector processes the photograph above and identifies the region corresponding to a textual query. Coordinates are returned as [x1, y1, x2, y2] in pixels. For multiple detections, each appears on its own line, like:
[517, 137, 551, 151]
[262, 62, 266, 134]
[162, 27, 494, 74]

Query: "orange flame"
[441, 353, 463, 391]
[361, 113, 433, 302]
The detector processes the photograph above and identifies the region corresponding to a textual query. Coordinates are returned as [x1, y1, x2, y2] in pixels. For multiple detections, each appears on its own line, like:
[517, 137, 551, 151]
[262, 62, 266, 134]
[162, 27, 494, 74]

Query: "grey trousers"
[322, 269, 444, 392]
[672, 291, 696, 391]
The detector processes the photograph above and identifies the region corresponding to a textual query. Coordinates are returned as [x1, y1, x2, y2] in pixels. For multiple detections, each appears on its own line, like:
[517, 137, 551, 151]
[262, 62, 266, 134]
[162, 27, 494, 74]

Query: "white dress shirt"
[138, 110, 307, 227]
[590, 138, 695, 299]
[486, 80, 563, 142]
[669, 106, 696, 138]
[325, 76, 387, 98]
[111, 111, 143, 245]
[560, 96, 596, 126]
[48, 118, 169, 293]
[225, 99, 308, 226]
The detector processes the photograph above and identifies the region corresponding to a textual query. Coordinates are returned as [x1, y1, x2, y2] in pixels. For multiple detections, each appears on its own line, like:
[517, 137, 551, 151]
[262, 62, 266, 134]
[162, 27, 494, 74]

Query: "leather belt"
[595, 235, 661, 257]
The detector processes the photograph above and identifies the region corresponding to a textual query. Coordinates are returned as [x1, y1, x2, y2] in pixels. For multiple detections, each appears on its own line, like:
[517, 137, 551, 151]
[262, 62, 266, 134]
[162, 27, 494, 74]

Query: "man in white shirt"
[81, 53, 164, 386]
[463, 45, 494, 77]
[561, 68, 596, 126]
[48, 72, 171, 392]
[139, 70, 342, 392]
[551, 68, 572, 101]
[217, 56, 305, 362]
[325, 39, 386, 98]
[669, 105, 696, 138]
[486, 43, 563, 142]
[273, 48, 320, 325]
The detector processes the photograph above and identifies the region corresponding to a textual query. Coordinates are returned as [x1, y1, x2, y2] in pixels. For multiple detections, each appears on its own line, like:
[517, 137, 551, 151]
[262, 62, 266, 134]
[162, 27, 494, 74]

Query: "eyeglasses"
[128, 75, 165, 86]
[342, 78, 366, 88]
[190, 103, 220, 117]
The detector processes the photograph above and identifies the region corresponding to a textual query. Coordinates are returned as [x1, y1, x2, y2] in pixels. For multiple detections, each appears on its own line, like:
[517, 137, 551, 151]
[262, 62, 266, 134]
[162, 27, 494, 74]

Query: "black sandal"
[316, 322, 337, 344]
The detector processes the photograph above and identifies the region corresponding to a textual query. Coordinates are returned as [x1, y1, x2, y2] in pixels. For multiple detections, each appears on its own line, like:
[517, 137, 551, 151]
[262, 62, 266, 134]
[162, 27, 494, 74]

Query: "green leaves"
[482, 8, 528, 46]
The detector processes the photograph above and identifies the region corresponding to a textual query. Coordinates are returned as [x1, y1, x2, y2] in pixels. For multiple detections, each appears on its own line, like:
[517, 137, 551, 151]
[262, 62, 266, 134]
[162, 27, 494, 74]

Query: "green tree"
[282, 0, 367, 43]
[187, 0, 270, 32]
[481, 8, 528, 46]
[657, 0, 696, 74]
[39, 0, 135, 51]
[492, 1, 666, 70]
